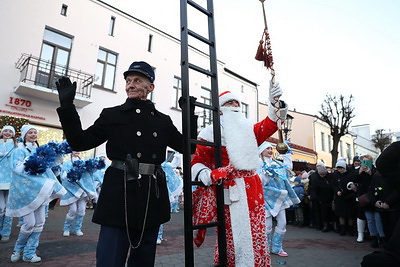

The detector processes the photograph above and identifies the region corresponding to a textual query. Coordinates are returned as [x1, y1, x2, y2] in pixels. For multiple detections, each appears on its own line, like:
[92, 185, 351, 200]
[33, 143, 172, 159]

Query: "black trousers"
[96, 225, 159, 267]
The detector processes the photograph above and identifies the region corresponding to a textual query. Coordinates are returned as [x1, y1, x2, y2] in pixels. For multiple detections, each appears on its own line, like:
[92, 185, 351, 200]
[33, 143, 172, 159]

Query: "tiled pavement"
[0, 205, 376, 266]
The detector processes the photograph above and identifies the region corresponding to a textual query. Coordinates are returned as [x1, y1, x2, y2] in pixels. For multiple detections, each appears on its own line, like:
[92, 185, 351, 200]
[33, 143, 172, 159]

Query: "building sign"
[1, 96, 45, 121]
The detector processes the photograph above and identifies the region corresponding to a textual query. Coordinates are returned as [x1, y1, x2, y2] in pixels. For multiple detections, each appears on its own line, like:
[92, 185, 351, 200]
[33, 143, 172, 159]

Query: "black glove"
[55, 77, 76, 107]
[178, 96, 197, 115]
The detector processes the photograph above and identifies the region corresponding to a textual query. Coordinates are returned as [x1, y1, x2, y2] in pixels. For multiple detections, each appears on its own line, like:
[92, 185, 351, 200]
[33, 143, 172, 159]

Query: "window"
[109, 16, 116, 36]
[321, 132, 326, 151]
[340, 140, 344, 157]
[346, 143, 352, 162]
[37, 28, 72, 89]
[200, 87, 212, 128]
[241, 102, 249, 118]
[328, 135, 332, 151]
[172, 76, 182, 109]
[148, 34, 153, 52]
[61, 4, 68, 16]
[95, 48, 117, 90]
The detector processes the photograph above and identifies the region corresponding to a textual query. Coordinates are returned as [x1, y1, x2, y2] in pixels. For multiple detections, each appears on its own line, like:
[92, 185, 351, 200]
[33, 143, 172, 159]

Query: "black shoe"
[378, 237, 387, 248]
[370, 237, 379, 248]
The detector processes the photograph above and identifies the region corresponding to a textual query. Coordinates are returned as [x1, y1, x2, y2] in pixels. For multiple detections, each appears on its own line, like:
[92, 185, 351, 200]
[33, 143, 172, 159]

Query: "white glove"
[192, 163, 212, 186]
[269, 80, 283, 104]
[198, 169, 212, 186]
[268, 101, 288, 122]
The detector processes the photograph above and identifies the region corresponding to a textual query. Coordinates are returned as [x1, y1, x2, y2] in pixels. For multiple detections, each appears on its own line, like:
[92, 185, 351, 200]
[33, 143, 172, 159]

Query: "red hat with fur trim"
[219, 91, 240, 107]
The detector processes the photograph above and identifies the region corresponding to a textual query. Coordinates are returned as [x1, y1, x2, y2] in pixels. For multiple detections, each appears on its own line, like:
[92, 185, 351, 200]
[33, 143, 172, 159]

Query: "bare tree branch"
[318, 94, 355, 166]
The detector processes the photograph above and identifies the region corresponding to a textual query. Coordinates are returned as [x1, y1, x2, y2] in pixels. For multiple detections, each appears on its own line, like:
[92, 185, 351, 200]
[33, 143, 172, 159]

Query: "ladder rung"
[195, 101, 218, 111]
[187, 0, 212, 16]
[191, 139, 217, 147]
[188, 63, 215, 77]
[188, 29, 213, 46]
[193, 222, 220, 230]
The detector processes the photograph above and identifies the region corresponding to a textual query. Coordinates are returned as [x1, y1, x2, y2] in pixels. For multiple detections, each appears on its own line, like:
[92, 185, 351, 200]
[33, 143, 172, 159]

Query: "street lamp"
[283, 114, 294, 140]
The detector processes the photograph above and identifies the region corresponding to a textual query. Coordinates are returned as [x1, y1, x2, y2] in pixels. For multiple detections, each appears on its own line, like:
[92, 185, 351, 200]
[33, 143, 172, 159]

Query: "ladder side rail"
[180, 1, 196, 266]
[206, 0, 227, 264]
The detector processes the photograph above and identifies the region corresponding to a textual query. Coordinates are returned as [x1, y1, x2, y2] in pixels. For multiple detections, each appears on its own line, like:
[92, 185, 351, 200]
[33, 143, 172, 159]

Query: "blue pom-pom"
[58, 141, 73, 154]
[85, 158, 97, 173]
[24, 144, 57, 175]
[95, 158, 106, 170]
[66, 159, 86, 182]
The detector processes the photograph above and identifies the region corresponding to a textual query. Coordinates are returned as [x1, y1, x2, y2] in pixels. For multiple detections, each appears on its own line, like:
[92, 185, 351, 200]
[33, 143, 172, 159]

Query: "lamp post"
[283, 114, 293, 140]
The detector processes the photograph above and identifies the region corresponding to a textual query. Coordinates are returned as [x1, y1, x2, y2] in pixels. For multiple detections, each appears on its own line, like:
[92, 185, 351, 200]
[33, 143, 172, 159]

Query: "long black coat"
[331, 170, 357, 217]
[57, 98, 185, 230]
[308, 172, 334, 203]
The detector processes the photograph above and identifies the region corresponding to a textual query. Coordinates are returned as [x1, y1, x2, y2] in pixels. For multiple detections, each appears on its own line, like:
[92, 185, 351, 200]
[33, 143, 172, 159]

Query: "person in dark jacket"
[309, 164, 335, 232]
[331, 159, 357, 236]
[361, 141, 400, 267]
[347, 154, 374, 243]
[55, 61, 196, 267]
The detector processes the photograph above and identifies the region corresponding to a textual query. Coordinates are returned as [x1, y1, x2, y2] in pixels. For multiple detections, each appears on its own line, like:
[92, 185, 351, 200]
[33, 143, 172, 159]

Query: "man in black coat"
[56, 61, 195, 267]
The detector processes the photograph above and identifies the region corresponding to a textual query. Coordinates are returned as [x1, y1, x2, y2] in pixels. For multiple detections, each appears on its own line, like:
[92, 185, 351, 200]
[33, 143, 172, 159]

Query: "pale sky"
[104, 0, 400, 134]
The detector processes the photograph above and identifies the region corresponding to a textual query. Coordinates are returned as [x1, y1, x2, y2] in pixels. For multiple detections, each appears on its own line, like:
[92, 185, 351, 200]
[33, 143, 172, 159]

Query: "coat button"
[151, 111, 154, 116]
[152, 154, 157, 159]
[153, 132, 158, 137]
[137, 152, 142, 158]
[136, 109, 141, 113]
[136, 131, 141, 136]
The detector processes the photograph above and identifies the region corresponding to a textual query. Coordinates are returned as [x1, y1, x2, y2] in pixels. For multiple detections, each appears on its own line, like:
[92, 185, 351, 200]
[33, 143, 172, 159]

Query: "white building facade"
[0, 0, 259, 157]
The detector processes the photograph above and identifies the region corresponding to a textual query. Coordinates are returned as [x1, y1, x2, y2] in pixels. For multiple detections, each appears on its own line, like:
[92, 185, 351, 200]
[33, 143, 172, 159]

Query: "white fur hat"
[335, 160, 347, 169]
[20, 124, 37, 139]
[258, 141, 273, 155]
[1, 125, 16, 136]
[219, 91, 240, 107]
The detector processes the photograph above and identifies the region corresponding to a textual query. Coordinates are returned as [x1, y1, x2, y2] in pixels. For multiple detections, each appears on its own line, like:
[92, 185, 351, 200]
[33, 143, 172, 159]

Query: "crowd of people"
[0, 124, 107, 263]
[284, 153, 400, 256]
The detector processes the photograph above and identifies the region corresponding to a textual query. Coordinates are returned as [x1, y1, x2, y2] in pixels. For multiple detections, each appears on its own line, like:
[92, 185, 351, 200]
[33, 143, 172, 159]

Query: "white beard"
[222, 108, 259, 170]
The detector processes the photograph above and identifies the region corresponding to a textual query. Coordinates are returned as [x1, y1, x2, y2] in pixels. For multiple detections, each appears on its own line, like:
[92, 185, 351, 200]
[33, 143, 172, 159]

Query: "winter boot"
[23, 231, 42, 262]
[267, 233, 272, 252]
[0, 216, 13, 242]
[157, 224, 163, 244]
[11, 231, 30, 262]
[271, 231, 288, 257]
[379, 236, 387, 248]
[73, 214, 85, 236]
[63, 214, 75, 237]
[356, 218, 366, 243]
[370, 236, 379, 248]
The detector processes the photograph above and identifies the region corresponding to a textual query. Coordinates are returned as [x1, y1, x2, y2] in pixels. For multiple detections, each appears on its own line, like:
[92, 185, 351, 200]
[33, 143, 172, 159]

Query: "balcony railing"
[15, 53, 93, 99]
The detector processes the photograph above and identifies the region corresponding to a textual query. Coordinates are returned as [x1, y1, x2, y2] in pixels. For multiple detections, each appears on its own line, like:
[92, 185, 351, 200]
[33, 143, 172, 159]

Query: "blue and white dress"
[162, 162, 183, 210]
[258, 154, 300, 217]
[0, 139, 15, 190]
[60, 160, 97, 206]
[6, 143, 67, 217]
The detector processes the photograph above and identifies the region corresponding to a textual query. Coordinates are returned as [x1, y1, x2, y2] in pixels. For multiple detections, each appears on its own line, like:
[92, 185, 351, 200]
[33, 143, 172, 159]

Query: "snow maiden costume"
[191, 90, 287, 267]
[60, 156, 100, 237]
[162, 152, 183, 213]
[6, 125, 67, 263]
[258, 141, 299, 257]
[0, 125, 17, 242]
